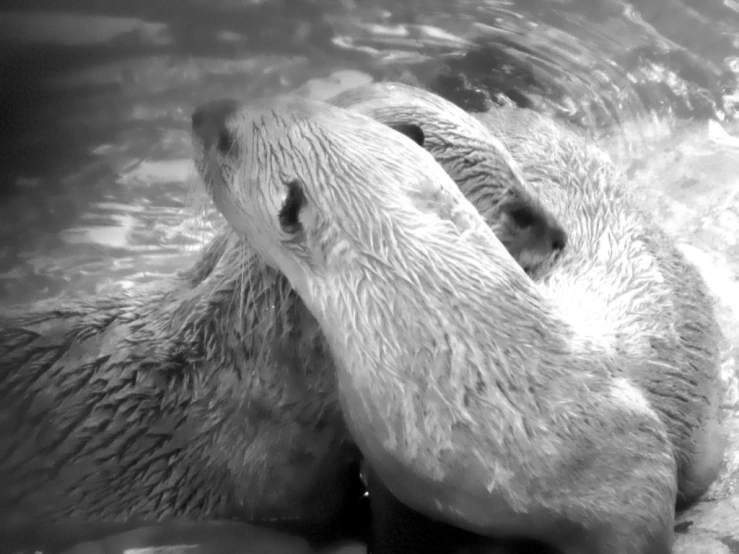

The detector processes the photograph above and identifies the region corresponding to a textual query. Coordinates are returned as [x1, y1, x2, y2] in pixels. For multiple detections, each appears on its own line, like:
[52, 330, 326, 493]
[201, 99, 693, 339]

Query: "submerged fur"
[194, 95, 723, 554]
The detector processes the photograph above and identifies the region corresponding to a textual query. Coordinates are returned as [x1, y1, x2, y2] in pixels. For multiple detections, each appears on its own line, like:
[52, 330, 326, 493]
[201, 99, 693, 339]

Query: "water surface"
[1, 0, 737, 305]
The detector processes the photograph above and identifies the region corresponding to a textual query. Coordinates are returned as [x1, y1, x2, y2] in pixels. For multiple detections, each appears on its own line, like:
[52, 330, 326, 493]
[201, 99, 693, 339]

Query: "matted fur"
[475, 107, 725, 508]
[0, 83, 569, 553]
[0, 226, 358, 551]
[330, 82, 567, 277]
[194, 93, 723, 554]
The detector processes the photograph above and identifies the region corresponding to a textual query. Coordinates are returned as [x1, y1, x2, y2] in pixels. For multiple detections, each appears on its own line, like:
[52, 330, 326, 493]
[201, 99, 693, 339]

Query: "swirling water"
[0, 0, 737, 306]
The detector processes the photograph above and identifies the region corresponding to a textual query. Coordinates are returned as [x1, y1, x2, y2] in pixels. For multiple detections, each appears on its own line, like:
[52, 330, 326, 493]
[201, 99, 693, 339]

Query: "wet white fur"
[195, 95, 723, 554]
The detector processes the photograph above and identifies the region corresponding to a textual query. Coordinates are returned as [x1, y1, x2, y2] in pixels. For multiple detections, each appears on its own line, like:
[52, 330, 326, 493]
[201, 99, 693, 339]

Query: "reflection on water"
[0, 0, 737, 307]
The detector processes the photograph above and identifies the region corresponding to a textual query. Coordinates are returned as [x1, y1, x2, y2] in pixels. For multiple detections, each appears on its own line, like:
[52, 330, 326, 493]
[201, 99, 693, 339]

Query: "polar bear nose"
[550, 225, 567, 252]
[191, 98, 240, 152]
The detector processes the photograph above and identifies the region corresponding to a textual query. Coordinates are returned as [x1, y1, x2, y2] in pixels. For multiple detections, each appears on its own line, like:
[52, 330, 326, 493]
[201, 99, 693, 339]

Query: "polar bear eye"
[278, 179, 305, 234]
[388, 122, 425, 147]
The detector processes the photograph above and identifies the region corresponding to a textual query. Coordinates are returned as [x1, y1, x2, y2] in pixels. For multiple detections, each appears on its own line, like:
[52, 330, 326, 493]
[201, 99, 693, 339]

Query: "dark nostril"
[191, 106, 206, 130]
[551, 227, 567, 252]
[191, 98, 239, 131]
[191, 98, 240, 151]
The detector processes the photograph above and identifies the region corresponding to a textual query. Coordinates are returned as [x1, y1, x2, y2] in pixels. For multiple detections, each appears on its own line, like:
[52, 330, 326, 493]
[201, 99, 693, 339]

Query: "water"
[0, 1, 738, 551]
[1, 0, 738, 305]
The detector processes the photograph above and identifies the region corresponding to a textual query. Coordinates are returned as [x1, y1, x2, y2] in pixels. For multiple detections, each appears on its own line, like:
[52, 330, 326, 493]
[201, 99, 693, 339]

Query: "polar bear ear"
[387, 122, 425, 148]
